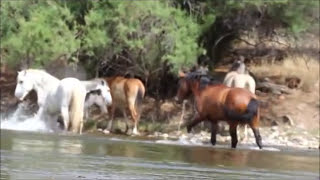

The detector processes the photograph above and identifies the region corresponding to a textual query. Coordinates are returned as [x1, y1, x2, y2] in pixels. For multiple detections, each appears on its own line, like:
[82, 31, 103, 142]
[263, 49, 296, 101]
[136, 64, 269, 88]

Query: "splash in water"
[0, 103, 53, 132]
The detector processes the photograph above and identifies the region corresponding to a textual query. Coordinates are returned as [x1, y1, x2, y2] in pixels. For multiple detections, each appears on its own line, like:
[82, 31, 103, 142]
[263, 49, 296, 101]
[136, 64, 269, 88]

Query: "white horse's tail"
[70, 88, 85, 134]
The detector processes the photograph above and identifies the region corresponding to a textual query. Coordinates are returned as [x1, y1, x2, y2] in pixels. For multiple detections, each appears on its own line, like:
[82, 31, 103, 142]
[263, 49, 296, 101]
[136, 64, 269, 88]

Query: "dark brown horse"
[104, 76, 145, 135]
[175, 71, 262, 149]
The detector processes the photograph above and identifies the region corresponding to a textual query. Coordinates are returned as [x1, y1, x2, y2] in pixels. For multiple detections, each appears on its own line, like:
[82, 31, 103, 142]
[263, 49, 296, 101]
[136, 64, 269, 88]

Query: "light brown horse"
[175, 71, 262, 149]
[104, 76, 145, 135]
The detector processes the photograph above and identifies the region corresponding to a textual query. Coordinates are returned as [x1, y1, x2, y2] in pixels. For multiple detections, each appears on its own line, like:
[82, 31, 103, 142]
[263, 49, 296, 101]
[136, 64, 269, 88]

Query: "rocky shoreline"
[96, 123, 319, 150]
[151, 126, 319, 150]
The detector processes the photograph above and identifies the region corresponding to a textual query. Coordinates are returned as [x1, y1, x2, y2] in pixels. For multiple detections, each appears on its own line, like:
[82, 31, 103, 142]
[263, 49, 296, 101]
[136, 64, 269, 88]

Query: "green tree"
[81, 1, 202, 76]
[1, 1, 80, 67]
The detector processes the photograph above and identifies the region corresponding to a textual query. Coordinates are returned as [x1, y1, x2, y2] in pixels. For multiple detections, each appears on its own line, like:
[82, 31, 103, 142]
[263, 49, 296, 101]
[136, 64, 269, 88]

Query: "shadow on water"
[1, 129, 319, 179]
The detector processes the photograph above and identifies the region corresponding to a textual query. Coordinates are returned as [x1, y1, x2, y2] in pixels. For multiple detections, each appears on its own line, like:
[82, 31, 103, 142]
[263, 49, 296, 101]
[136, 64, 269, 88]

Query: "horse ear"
[178, 70, 186, 78]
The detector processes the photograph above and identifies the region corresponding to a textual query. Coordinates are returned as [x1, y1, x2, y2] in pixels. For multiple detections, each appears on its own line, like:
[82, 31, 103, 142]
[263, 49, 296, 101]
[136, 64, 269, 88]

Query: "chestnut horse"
[176, 71, 262, 149]
[104, 76, 145, 135]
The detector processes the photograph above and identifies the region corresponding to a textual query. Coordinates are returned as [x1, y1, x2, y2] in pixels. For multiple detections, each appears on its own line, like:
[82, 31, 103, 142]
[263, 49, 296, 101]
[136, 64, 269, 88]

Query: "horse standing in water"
[176, 71, 262, 149]
[104, 76, 145, 135]
[223, 60, 256, 141]
[14, 69, 111, 134]
[15, 69, 86, 133]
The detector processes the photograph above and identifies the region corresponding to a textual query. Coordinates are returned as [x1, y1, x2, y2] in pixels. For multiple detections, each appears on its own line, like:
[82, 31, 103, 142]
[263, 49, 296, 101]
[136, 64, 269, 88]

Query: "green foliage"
[0, 0, 317, 70]
[267, 0, 319, 35]
[81, 1, 202, 73]
[1, 1, 80, 67]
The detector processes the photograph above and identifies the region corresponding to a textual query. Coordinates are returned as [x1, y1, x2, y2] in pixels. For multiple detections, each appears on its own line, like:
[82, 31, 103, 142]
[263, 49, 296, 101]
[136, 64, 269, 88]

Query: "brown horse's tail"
[224, 98, 259, 122]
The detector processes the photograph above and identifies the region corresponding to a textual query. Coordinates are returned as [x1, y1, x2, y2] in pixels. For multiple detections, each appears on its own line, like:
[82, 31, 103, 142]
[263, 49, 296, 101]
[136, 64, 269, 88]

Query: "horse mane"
[23, 69, 59, 84]
[185, 72, 221, 89]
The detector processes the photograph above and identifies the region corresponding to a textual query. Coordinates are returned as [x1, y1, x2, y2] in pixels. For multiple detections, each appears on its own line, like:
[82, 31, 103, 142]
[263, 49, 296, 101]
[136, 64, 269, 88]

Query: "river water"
[0, 110, 319, 180]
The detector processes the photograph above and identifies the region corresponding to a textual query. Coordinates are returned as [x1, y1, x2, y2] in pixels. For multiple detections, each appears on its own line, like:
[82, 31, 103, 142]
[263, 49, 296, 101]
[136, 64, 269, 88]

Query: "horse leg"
[107, 105, 115, 131]
[61, 106, 69, 131]
[251, 127, 262, 149]
[249, 112, 262, 149]
[211, 121, 218, 145]
[101, 104, 108, 116]
[229, 123, 238, 148]
[249, 120, 262, 149]
[187, 114, 204, 133]
[84, 106, 89, 121]
[122, 109, 130, 134]
[128, 100, 139, 135]
[79, 119, 83, 135]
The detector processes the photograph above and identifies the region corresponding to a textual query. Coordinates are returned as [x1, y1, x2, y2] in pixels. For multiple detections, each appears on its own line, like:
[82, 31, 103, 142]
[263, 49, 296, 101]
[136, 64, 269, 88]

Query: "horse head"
[230, 58, 247, 74]
[96, 79, 112, 106]
[175, 71, 204, 103]
[15, 70, 34, 101]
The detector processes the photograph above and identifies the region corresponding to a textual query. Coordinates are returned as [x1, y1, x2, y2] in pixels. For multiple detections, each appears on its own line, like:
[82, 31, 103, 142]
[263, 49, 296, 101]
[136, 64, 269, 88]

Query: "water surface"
[1, 129, 319, 180]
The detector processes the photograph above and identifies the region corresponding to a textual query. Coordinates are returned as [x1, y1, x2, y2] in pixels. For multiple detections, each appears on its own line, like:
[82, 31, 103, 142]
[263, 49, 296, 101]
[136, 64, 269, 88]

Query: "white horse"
[14, 69, 111, 134]
[223, 60, 256, 94]
[82, 78, 112, 121]
[81, 78, 112, 106]
[84, 89, 109, 121]
[223, 61, 256, 141]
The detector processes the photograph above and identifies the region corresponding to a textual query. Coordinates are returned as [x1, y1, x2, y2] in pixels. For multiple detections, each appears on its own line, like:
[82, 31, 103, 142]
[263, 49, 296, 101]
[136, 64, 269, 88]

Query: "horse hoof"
[187, 126, 192, 133]
[211, 140, 216, 146]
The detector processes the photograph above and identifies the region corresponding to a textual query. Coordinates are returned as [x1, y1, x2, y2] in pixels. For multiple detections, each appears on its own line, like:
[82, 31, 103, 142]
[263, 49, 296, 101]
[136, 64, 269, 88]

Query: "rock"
[282, 115, 294, 126]
[161, 133, 169, 138]
[285, 76, 302, 89]
[271, 126, 278, 131]
[278, 95, 285, 100]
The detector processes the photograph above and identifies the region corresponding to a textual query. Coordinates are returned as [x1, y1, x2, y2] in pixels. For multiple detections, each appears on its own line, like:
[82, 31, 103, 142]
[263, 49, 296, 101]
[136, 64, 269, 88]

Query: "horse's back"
[224, 72, 256, 94]
[199, 84, 256, 119]
[60, 77, 83, 88]
[125, 78, 145, 97]
[106, 76, 145, 97]
[233, 74, 255, 94]
[198, 85, 230, 118]
[58, 78, 86, 104]
[226, 87, 256, 105]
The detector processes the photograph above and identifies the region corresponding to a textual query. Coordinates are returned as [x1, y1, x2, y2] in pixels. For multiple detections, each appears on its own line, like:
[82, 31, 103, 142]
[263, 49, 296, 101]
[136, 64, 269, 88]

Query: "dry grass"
[250, 55, 319, 91]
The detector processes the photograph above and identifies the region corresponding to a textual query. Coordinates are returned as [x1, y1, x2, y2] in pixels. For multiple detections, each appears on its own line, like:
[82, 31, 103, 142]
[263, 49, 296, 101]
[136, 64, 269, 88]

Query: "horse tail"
[224, 98, 259, 122]
[70, 88, 85, 134]
[135, 83, 145, 109]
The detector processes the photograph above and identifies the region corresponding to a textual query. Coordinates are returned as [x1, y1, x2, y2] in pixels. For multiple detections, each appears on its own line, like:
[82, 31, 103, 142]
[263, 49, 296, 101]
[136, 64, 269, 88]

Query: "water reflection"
[12, 139, 55, 153]
[57, 139, 83, 155]
[1, 130, 319, 180]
